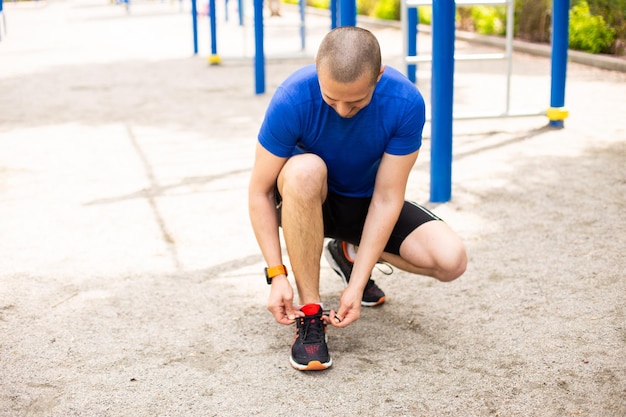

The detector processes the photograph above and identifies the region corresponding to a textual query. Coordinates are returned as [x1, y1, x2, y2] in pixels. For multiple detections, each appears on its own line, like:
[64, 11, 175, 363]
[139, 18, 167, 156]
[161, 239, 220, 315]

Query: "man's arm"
[248, 143, 300, 325]
[335, 150, 419, 325]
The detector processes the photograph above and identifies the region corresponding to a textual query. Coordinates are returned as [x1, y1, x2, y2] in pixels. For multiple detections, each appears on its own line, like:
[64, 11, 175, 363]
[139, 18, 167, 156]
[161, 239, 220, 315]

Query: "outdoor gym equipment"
[401, 0, 570, 202]
[190, 0, 311, 74]
[192, 0, 570, 203]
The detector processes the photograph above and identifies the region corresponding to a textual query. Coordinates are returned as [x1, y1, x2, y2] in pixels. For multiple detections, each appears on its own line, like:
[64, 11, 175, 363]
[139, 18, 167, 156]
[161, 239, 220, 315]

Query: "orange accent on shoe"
[292, 361, 329, 371]
[341, 241, 355, 263]
[369, 296, 385, 307]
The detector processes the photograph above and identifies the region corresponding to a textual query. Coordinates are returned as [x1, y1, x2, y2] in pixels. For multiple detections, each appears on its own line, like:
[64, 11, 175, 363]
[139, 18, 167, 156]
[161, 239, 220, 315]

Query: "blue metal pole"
[338, 0, 356, 27]
[191, 0, 198, 54]
[548, 0, 570, 128]
[330, 0, 337, 29]
[407, 6, 417, 83]
[209, 0, 217, 54]
[430, 0, 455, 203]
[238, 0, 244, 26]
[208, 0, 221, 64]
[0, 0, 4, 42]
[299, 0, 305, 50]
[254, 0, 265, 94]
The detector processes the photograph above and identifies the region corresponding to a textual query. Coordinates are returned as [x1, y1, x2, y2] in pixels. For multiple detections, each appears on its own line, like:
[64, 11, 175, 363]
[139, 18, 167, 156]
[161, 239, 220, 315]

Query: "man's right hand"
[267, 276, 302, 325]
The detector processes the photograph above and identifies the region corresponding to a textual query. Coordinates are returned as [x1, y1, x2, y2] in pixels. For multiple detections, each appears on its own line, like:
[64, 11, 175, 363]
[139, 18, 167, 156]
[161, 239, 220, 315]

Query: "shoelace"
[296, 313, 325, 344]
[375, 262, 394, 276]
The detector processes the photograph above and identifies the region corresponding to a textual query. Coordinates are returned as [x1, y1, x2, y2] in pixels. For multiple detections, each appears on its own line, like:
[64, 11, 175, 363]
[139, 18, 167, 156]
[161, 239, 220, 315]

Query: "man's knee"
[279, 154, 327, 199]
[436, 243, 467, 282]
[399, 221, 467, 282]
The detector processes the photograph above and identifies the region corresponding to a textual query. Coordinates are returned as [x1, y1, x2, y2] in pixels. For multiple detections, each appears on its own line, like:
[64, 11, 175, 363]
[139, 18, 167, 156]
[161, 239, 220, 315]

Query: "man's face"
[318, 67, 384, 119]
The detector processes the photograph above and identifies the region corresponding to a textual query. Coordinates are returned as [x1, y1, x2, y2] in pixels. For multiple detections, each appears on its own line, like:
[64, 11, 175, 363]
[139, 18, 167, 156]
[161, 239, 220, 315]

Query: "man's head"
[315, 27, 385, 118]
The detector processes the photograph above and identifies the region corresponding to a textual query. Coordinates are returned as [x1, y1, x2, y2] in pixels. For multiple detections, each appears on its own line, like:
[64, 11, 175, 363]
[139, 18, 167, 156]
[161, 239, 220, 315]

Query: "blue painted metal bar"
[548, 0, 570, 128]
[0, 0, 4, 42]
[338, 0, 356, 27]
[430, 0, 455, 203]
[191, 0, 198, 54]
[209, 0, 218, 56]
[254, 0, 265, 94]
[238, 0, 244, 26]
[407, 6, 417, 83]
[299, 0, 306, 50]
[0, 0, 5, 42]
[330, 0, 338, 29]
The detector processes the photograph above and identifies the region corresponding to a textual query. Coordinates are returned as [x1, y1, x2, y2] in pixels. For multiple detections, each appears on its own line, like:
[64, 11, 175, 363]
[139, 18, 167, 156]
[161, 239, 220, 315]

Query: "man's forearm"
[249, 192, 283, 267]
[349, 197, 403, 290]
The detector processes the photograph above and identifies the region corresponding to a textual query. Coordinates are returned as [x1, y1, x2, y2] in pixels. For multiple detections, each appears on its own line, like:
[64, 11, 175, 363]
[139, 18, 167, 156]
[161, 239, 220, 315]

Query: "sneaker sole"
[289, 356, 332, 371]
[361, 296, 385, 307]
[323, 245, 385, 307]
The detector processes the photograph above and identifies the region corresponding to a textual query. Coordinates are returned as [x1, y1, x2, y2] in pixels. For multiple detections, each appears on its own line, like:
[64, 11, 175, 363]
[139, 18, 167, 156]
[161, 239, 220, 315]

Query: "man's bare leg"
[277, 154, 328, 305]
[380, 220, 467, 282]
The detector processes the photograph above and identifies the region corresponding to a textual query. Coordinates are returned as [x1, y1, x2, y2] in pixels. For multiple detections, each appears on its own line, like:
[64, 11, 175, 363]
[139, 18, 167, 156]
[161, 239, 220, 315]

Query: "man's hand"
[330, 285, 362, 327]
[267, 276, 302, 325]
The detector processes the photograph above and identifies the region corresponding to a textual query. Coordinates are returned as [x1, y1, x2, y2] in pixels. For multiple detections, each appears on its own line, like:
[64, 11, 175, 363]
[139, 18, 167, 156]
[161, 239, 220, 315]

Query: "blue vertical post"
[191, 0, 199, 54]
[209, 0, 217, 54]
[0, 0, 5, 40]
[407, 6, 418, 83]
[338, 0, 356, 27]
[254, 0, 265, 94]
[430, 0, 455, 203]
[548, 0, 570, 128]
[299, 0, 305, 50]
[330, 0, 338, 29]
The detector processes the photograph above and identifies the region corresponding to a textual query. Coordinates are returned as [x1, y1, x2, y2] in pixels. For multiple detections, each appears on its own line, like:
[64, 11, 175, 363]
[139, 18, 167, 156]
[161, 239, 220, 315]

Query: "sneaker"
[289, 304, 332, 371]
[323, 239, 386, 307]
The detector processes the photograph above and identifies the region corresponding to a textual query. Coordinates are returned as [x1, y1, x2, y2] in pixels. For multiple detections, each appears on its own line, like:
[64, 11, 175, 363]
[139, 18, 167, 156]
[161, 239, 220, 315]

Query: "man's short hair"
[316, 27, 382, 86]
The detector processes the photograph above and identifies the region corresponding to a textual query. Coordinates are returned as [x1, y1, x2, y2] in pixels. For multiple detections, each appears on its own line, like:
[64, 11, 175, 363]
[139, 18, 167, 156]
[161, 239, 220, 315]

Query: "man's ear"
[377, 65, 386, 82]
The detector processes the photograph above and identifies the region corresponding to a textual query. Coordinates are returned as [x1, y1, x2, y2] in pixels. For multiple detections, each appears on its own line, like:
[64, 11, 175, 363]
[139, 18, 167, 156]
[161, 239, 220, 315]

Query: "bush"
[471, 5, 507, 35]
[515, 0, 552, 43]
[357, 0, 376, 16]
[585, 0, 626, 54]
[417, 6, 432, 25]
[373, 0, 400, 20]
[569, 0, 616, 53]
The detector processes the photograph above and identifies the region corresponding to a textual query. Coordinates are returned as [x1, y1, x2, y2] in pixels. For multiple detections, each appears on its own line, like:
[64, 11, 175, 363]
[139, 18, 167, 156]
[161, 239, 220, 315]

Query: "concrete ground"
[0, 0, 625, 416]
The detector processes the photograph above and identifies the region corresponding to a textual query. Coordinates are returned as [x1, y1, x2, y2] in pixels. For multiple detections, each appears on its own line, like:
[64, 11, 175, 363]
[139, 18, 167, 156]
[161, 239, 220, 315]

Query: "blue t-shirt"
[258, 64, 425, 198]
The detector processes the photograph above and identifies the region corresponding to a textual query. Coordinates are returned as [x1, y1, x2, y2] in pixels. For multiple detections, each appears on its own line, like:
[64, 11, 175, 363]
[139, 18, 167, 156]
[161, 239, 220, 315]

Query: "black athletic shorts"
[275, 190, 441, 255]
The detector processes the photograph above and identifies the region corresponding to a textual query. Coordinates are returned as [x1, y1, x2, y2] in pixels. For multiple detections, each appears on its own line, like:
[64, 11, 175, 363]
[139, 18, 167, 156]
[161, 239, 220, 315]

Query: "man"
[248, 27, 466, 371]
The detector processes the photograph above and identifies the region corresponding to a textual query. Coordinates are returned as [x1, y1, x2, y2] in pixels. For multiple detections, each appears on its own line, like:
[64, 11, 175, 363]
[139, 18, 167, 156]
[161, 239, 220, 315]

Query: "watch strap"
[265, 264, 288, 284]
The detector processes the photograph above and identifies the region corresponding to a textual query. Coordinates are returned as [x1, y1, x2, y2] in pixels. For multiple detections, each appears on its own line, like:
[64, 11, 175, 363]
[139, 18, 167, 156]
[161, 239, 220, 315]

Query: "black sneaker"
[323, 239, 386, 307]
[289, 304, 332, 371]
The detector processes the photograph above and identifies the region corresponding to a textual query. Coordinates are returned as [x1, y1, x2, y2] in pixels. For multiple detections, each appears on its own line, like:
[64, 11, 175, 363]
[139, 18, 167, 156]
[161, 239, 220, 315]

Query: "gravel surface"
[1, 1, 624, 416]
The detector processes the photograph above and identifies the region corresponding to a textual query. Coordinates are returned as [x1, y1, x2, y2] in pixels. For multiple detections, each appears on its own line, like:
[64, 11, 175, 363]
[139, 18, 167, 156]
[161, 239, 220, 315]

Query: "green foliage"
[583, 0, 626, 53]
[283, 0, 328, 8]
[284, 0, 624, 55]
[514, 0, 551, 43]
[417, 6, 431, 25]
[470, 5, 507, 35]
[569, 0, 616, 53]
[373, 0, 400, 20]
[310, 0, 330, 9]
[357, 0, 376, 16]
